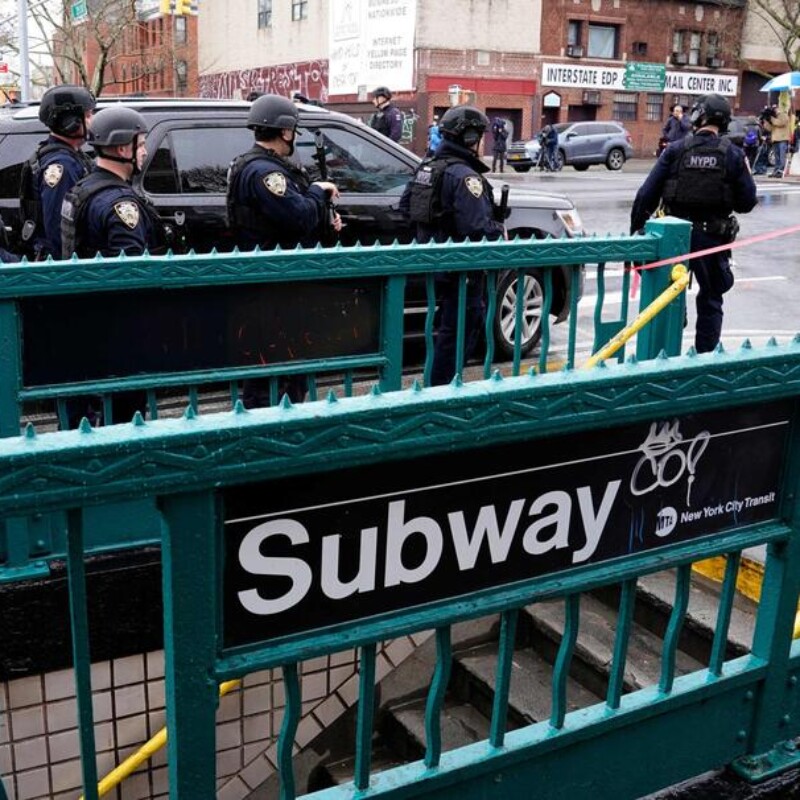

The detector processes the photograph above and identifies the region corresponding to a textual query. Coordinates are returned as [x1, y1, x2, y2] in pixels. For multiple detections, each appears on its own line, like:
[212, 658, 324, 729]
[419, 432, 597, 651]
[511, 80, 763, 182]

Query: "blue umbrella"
[760, 71, 800, 92]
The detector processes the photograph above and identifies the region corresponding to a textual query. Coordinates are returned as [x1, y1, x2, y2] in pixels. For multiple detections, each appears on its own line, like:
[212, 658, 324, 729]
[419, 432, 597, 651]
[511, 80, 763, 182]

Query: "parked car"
[507, 120, 634, 172]
[0, 98, 585, 358]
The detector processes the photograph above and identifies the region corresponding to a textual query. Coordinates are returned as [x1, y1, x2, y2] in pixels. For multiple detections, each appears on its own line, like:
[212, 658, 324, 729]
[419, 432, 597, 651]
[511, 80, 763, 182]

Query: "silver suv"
[508, 120, 634, 172]
[0, 98, 585, 358]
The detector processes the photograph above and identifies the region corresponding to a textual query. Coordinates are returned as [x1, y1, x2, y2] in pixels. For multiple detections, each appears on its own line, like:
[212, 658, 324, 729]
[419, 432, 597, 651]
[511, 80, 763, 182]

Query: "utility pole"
[17, 0, 30, 101]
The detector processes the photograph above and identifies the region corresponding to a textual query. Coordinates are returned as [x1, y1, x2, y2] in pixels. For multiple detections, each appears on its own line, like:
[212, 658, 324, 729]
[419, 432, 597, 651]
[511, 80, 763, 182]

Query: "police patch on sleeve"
[43, 164, 64, 188]
[464, 176, 484, 198]
[113, 201, 140, 229]
[263, 172, 287, 196]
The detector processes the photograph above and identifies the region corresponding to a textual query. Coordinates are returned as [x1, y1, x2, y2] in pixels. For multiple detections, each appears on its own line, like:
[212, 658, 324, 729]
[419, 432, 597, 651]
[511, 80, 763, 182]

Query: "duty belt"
[691, 218, 729, 235]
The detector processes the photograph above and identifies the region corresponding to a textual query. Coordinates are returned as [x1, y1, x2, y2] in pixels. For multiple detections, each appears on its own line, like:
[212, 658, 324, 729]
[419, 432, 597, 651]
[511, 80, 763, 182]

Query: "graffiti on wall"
[199, 61, 329, 102]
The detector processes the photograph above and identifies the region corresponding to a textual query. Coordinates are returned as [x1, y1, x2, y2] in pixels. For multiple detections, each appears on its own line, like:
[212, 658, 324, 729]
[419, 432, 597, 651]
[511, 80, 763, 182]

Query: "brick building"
[198, 0, 791, 158]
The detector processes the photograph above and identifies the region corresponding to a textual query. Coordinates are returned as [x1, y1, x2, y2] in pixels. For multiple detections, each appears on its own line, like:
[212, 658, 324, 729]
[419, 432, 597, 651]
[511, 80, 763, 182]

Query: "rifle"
[494, 183, 510, 223]
[313, 130, 338, 245]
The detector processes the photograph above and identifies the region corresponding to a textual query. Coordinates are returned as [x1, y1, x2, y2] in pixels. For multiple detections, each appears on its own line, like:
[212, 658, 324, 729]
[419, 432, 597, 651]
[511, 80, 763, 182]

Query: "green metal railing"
[12, 217, 791, 800]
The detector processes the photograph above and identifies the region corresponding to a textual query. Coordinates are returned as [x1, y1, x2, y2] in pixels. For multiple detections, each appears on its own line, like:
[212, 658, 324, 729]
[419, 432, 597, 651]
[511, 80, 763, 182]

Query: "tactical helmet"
[689, 94, 731, 133]
[89, 106, 148, 148]
[247, 94, 299, 131]
[372, 86, 392, 101]
[439, 105, 489, 147]
[38, 85, 96, 137]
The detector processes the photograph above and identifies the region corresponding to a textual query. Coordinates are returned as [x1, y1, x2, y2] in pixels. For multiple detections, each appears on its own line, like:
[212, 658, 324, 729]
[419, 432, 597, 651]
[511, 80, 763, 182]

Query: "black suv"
[0, 98, 585, 358]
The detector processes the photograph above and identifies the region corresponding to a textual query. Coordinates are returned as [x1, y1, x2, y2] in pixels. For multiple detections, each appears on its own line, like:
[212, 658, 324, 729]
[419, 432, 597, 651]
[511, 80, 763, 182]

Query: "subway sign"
[221, 400, 788, 649]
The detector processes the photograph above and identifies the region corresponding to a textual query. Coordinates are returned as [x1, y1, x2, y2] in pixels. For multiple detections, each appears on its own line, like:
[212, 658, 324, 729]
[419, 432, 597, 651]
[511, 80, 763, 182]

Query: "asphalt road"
[489, 157, 800, 356]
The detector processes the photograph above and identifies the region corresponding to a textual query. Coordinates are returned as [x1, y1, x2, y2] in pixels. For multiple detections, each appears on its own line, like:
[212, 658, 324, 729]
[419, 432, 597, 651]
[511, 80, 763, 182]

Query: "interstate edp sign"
[221, 400, 790, 648]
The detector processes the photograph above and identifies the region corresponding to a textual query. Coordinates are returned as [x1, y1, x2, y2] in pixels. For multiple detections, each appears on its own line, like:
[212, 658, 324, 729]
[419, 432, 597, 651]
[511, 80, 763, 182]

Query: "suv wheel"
[605, 148, 626, 171]
[492, 269, 544, 359]
[512, 165, 531, 173]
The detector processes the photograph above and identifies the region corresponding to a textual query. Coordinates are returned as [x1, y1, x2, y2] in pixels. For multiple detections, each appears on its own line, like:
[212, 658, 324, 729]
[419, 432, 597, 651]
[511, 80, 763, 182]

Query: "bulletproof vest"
[18, 140, 88, 251]
[370, 109, 390, 137]
[407, 156, 465, 226]
[226, 147, 310, 241]
[662, 135, 734, 219]
[61, 173, 168, 259]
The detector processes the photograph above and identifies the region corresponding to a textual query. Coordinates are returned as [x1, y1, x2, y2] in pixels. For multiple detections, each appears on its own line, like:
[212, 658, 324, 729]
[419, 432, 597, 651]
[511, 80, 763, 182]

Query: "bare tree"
[747, 0, 800, 72]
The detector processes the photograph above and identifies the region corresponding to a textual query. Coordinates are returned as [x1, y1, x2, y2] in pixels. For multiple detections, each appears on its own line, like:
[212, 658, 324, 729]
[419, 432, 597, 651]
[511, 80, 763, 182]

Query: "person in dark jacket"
[661, 104, 691, 144]
[400, 105, 506, 386]
[60, 106, 165, 427]
[368, 86, 404, 142]
[491, 118, 508, 173]
[19, 84, 95, 260]
[631, 93, 757, 354]
[226, 93, 342, 407]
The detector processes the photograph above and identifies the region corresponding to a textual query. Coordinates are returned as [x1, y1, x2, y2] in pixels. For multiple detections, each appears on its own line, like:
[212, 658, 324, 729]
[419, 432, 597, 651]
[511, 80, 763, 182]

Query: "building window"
[291, 0, 307, 21]
[645, 93, 663, 121]
[587, 24, 618, 59]
[258, 0, 272, 28]
[567, 20, 582, 46]
[688, 31, 701, 66]
[612, 92, 637, 121]
[176, 60, 188, 94]
[175, 15, 187, 44]
[631, 41, 647, 56]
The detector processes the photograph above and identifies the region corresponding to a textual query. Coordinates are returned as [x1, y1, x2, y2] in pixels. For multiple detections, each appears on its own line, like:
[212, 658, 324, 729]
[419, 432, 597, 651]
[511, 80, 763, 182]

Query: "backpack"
[743, 126, 759, 147]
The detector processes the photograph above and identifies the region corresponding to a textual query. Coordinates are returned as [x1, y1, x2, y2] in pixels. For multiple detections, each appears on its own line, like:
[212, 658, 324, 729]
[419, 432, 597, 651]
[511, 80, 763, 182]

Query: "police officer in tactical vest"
[226, 93, 342, 407]
[19, 84, 95, 260]
[631, 93, 757, 353]
[400, 104, 506, 386]
[368, 86, 404, 143]
[60, 106, 164, 427]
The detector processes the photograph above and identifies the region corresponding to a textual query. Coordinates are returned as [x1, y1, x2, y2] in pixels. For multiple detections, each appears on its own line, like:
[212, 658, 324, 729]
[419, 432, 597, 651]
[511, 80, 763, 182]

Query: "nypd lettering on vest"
[686, 154, 721, 169]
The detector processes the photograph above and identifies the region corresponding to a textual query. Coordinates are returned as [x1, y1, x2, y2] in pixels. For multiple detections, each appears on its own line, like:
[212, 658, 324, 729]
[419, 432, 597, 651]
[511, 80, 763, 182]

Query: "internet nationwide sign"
[221, 400, 788, 649]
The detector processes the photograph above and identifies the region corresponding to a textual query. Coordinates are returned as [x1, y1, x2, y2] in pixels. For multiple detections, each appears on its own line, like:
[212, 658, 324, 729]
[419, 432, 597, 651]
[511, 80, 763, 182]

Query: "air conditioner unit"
[671, 52, 688, 65]
[706, 56, 724, 69]
[566, 44, 584, 58]
[582, 90, 601, 105]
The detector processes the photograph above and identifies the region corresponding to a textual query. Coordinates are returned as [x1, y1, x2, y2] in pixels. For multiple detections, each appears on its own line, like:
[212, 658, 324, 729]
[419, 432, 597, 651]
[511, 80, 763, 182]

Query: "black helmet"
[247, 94, 298, 131]
[38, 84, 95, 137]
[372, 86, 392, 100]
[689, 94, 731, 133]
[439, 105, 489, 147]
[89, 106, 148, 148]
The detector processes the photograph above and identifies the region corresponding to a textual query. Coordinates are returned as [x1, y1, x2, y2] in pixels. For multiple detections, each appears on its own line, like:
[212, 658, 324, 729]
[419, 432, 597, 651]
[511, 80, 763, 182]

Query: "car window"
[570, 124, 592, 137]
[144, 126, 252, 195]
[0, 132, 42, 199]
[294, 125, 412, 194]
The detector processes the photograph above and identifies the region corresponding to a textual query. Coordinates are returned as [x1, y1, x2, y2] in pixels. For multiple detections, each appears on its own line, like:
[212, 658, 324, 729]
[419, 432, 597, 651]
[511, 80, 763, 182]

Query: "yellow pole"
[80, 679, 242, 799]
[582, 264, 689, 369]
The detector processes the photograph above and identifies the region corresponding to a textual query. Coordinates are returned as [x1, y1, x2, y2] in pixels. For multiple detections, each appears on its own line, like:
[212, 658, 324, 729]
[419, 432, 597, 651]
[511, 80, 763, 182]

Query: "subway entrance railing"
[7, 219, 800, 799]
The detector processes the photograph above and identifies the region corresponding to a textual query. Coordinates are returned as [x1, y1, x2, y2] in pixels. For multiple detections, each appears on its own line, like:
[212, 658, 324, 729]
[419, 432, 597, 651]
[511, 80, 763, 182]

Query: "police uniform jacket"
[228, 146, 328, 252]
[36, 136, 92, 258]
[630, 130, 757, 234]
[63, 168, 159, 258]
[399, 138, 505, 245]
[369, 103, 404, 142]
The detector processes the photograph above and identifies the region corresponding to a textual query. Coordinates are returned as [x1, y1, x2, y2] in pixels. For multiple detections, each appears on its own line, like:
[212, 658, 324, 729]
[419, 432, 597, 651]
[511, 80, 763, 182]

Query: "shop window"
[613, 92, 637, 121]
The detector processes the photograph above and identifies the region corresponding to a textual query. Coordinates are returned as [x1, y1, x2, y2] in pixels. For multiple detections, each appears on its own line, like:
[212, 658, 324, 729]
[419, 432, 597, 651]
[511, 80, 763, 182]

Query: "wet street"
[492, 158, 800, 354]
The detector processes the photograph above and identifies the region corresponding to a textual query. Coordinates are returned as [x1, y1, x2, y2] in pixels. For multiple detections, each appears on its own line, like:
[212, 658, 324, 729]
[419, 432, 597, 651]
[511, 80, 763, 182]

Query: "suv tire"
[493, 269, 544, 359]
[605, 147, 626, 171]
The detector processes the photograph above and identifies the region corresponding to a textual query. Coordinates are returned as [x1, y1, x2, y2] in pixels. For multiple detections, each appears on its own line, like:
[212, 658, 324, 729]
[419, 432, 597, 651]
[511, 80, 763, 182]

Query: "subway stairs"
[249, 567, 800, 800]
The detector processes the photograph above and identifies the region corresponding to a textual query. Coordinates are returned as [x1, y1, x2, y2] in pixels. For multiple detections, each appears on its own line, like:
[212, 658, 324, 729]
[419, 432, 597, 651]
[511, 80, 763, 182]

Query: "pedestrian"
[226, 93, 343, 408]
[399, 104, 506, 386]
[545, 123, 559, 170]
[661, 103, 691, 146]
[426, 114, 442, 157]
[368, 86, 404, 143]
[630, 93, 757, 354]
[741, 120, 761, 169]
[18, 84, 95, 260]
[752, 106, 774, 175]
[763, 96, 793, 178]
[60, 106, 166, 427]
[491, 118, 508, 173]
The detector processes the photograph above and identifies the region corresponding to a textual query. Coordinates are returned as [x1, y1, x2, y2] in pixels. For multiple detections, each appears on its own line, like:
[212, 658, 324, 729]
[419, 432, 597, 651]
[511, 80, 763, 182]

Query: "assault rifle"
[313, 130, 338, 246]
[494, 183, 510, 223]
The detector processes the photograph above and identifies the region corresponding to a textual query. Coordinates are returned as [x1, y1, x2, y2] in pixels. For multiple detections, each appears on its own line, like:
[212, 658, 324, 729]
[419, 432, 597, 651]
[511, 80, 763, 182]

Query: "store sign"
[221, 401, 788, 649]
[542, 62, 738, 96]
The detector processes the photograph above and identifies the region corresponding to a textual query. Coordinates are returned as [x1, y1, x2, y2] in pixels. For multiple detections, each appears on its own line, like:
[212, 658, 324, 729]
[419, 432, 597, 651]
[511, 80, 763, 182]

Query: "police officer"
[60, 106, 165, 427]
[368, 86, 404, 143]
[19, 84, 95, 260]
[226, 93, 342, 407]
[400, 104, 506, 386]
[630, 93, 757, 353]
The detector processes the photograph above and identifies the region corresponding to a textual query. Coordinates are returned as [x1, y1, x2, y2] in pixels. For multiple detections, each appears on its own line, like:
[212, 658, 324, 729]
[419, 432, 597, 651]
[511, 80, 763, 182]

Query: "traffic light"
[174, 0, 195, 14]
[159, 0, 174, 13]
